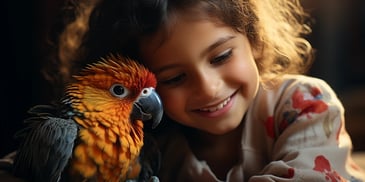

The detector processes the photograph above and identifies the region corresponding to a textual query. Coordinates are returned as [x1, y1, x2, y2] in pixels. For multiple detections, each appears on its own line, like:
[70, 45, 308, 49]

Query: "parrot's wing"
[13, 108, 78, 182]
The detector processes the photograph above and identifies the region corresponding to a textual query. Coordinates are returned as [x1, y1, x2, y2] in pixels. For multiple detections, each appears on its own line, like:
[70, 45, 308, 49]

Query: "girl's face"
[140, 16, 260, 135]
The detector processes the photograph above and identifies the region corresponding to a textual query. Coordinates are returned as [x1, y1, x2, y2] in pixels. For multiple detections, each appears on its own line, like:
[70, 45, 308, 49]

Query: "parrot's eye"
[110, 84, 129, 98]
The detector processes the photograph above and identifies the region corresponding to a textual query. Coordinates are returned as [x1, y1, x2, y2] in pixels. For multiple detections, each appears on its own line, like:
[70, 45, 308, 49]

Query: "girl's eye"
[210, 48, 233, 64]
[159, 73, 186, 86]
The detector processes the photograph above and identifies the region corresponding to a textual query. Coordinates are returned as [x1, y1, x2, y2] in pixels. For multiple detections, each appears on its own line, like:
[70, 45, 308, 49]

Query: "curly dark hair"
[46, 0, 313, 91]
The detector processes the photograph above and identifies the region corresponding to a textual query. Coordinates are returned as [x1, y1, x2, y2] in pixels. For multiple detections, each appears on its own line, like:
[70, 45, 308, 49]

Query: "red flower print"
[264, 116, 275, 139]
[278, 111, 298, 133]
[292, 88, 328, 116]
[311, 87, 322, 98]
[313, 155, 345, 182]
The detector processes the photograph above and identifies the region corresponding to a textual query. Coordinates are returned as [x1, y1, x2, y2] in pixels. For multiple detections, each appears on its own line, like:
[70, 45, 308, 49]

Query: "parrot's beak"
[131, 87, 163, 128]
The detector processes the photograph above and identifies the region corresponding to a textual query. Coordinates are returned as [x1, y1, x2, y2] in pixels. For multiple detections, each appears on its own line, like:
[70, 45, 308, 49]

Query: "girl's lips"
[199, 97, 231, 112]
[194, 91, 237, 118]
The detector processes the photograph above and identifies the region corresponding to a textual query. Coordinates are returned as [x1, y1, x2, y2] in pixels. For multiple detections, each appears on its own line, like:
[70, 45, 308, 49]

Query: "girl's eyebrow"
[155, 63, 181, 75]
[200, 35, 236, 57]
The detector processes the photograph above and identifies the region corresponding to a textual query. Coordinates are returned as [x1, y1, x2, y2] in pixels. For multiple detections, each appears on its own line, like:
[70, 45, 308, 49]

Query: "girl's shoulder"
[279, 74, 335, 90]
[248, 74, 343, 127]
[257, 74, 340, 103]
[248, 74, 344, 139]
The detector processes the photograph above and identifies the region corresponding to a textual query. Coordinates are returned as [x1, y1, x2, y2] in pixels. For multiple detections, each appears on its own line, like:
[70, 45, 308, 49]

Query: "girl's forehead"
[139, 13, 225, 55]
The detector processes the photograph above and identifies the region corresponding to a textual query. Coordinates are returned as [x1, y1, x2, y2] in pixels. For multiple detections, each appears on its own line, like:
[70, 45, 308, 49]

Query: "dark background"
[2, 0, 365, 157]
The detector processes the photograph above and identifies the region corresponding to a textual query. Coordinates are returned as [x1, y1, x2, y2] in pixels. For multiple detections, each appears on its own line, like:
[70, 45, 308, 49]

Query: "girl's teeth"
[200, 97, 231, 112]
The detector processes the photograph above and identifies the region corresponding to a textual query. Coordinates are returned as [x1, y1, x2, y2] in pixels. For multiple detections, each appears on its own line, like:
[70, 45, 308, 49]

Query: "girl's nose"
[193, 71, 222, 101]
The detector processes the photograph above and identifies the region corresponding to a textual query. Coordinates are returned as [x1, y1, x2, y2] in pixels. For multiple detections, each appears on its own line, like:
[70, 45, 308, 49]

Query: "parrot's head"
[65, 54, 163, 129]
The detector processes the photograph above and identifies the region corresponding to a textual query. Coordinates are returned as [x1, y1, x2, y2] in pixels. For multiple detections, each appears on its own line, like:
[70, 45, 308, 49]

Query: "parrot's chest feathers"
[71, 117, 144, 181]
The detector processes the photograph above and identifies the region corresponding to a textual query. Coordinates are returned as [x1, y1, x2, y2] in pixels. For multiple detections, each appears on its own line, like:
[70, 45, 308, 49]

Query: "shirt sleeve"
[249, 75, 365, 182]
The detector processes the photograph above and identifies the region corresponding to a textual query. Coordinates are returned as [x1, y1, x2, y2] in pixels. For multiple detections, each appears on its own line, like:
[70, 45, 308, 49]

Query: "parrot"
[11, 54, 163, 182]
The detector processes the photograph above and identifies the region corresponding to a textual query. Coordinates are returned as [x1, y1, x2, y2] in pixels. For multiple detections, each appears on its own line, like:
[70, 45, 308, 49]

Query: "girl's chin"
[201, 122, 242, 135]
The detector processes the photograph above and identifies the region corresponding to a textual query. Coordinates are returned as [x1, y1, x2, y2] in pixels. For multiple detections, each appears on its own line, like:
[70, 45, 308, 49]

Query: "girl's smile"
[193, 89, 237, 118]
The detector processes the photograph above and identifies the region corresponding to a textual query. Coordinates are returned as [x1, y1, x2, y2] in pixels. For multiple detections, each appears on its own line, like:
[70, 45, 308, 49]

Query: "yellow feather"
[91, 126, 105, 138]
[120, 136, 129, 147]
[73, 159, 97, 178]
[74, 117, 88, 128]
[73, 144, 88, 163]
[96, 138, 115, 158]
[87, 146, 104, 165]
[119, 149, 130, 162]
[106, 128, 117, 143]
[79, 129, 95, 145]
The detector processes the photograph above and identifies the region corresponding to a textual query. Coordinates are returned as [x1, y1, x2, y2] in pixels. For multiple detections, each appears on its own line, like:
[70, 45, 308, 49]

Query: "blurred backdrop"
[1, 0, 364, 157]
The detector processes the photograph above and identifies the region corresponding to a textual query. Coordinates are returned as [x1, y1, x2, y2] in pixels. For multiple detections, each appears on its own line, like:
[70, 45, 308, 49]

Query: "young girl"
[39, 0, 365, 181]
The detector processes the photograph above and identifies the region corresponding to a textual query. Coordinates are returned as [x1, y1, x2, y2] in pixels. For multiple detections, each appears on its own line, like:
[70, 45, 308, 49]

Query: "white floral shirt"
[155, 74, 365, 182]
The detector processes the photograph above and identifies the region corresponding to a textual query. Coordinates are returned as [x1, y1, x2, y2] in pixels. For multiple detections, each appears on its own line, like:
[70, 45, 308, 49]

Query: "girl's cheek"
[156, 89, 173, 107]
